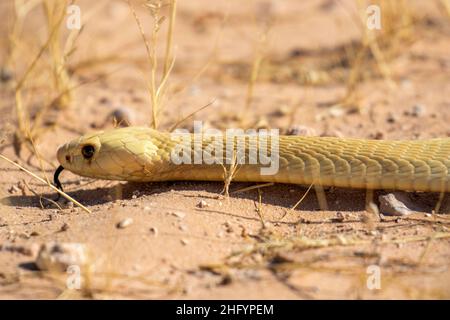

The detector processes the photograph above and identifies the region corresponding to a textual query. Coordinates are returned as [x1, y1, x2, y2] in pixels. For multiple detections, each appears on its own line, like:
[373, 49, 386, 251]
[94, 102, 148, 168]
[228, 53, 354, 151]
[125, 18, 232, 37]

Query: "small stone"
[60, 223, 69, 232]
[255, 117, 269, 129]
[386, 113, 396, 123]
[197, 200, 209, 208]
[117, 218, 133, 229]
[98, 96, 110, 104]
[328, 106, 345, 118]
[149, 227, 158, 236]
[240, 225, 248, 238]
[410, 104, 426, 117]
[370, 131, 384, 140]
[272, 105, 291, 117]
[379, 193, 413, 216]
[219, 274, 233, 286]
[425, 213, 432, 217]
[0, 67, 13, 83]
[223, 222, 233, 233]
[132, 190, 140, 199]
[35, 242, 87, 272]
[180, 239, 189, 246]
[331, 212, 345, 223]
[179, 224, 188, 231]
[19, 232, 30, 239]
[321, 129, 344, 138]
[65, 201, 74, 209]
[170, 211, 186, 219]
[285, 125, 317, 136]
[8, 185, 19, 194]
[107, 107, 135, 127]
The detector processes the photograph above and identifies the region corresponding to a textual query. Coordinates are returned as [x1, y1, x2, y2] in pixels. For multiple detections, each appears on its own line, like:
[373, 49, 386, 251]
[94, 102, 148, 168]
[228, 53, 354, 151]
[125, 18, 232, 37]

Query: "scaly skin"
[56, 127, 450, 192]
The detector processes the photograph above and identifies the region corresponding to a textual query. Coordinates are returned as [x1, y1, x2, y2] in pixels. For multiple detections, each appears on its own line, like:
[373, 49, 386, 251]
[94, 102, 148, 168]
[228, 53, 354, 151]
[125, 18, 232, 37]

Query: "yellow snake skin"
[56, 127, 450, 192]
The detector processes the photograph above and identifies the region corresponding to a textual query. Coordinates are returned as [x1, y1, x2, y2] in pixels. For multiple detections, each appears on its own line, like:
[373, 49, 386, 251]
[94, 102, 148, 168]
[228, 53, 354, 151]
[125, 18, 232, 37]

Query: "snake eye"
[81, 145, 95, 159]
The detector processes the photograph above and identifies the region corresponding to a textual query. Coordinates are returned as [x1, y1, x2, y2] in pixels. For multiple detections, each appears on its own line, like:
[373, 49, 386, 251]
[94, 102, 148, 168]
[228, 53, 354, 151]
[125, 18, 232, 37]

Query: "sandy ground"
[0, 0, 449, 299]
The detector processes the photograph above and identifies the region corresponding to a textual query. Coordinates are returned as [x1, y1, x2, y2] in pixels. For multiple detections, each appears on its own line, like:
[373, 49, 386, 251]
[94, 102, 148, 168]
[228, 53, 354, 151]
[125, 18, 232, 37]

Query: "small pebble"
[328, 106, 345, 118]
[386, 113, 396, 123]
[255, 117, 269, 129]
[379, 193, 412, 216]
[0, 67, 13, 83]
[132, 190, 140, 198]
[410, 104, 426, 117]
[321, 129, 344, 138]
[108, 107, 135, 127]
[370, 131, 384, 140]
[197, 200, 209, 208]
[8, 185, 19, 194]
[62, 200, 74, 209]
[223, 222, 233, 233]
[117, 218, 133, 229]
[180, 239, 189, 246]
[285, 125, 317, 136]
[331, 212, 345, 223]
[170, 211, 186, 219]
[272, 105, 291, 117]
[149, 227, 158, 236]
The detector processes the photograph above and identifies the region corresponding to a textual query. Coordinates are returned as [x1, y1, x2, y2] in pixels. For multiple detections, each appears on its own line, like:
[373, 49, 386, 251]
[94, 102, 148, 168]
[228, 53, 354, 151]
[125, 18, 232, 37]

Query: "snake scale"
[54, 127, 450, 193]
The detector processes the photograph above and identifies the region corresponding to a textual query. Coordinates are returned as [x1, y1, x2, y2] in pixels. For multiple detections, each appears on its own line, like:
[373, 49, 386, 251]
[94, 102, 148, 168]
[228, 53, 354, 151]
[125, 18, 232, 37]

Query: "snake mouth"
[53, 165, 65, 200]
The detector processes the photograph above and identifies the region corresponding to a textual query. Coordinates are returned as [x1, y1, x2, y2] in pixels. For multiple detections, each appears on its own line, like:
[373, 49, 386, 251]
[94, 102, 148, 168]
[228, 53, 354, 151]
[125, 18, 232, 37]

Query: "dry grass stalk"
[0, 153, 91, 213]
[237, 3, 275, 127]
[128, 0, 176, 130]
[255, 188, 266, 228]
[340, 0, 417, 107]
[222, 148, 239, 198]
[43, 0, 72, 110]
[10, 0, 80, 161]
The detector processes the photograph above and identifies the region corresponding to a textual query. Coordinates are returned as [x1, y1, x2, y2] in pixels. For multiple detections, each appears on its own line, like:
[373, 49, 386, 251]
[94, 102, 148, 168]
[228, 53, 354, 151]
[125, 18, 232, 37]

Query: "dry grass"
[340, 0, 416, 107]
[128, 0, 176, 130]
[7, 0, 82, 162]
[43, 0, 72, 110]
[0, 153, 91, 213]
[240, 4, 274, 127]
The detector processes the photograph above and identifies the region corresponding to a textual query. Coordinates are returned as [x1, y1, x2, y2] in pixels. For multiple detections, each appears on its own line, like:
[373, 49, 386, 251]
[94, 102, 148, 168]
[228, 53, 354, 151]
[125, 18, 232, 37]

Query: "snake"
[54, 126, 450, 194]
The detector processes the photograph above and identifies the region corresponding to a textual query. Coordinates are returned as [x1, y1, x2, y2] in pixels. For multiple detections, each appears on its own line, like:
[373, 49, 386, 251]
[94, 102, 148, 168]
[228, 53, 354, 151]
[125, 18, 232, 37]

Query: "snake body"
[56, 127, 450, 192]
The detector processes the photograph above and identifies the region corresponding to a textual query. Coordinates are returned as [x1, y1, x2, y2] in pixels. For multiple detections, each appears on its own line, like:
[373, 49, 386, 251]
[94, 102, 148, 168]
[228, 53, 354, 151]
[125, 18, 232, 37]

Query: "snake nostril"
[65, 155, 71, 163]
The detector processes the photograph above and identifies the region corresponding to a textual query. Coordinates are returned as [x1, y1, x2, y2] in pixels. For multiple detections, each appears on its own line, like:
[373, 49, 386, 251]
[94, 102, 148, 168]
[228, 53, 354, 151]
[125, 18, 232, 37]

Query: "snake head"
[56, 127, 161, 181]
[57, 131, 103, 178]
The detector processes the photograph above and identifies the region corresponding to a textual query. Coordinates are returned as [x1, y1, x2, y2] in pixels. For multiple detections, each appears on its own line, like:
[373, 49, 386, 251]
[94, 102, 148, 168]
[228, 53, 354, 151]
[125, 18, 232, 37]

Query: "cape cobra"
[54, 126, 450, 193]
